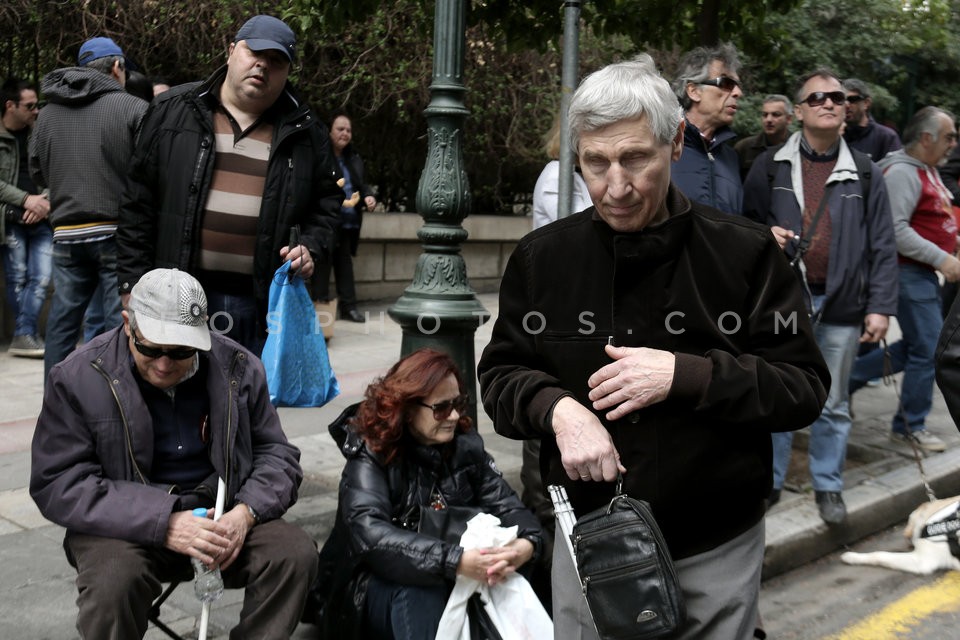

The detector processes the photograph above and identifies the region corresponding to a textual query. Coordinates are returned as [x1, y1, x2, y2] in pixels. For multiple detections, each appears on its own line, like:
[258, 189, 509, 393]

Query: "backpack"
[765, 142, 873, 198]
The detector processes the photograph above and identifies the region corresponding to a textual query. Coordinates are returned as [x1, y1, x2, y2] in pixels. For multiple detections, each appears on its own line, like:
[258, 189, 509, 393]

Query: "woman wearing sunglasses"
[308, 348, 543, 639]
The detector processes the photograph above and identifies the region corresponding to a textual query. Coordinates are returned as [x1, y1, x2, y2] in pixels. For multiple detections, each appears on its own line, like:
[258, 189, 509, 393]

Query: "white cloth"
[435, 513, 553, 640]
[532, 160, 593, 230]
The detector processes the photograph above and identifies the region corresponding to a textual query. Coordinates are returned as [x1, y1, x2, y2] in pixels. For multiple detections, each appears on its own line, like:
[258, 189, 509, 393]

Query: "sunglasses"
[416, 394, 469, 420]
[800, 91, 846, 107]
[19, 102, 38, 111]
[845, 95, 865, 104]
[699, 76, 741, 92]
[132, 332, 198, 360]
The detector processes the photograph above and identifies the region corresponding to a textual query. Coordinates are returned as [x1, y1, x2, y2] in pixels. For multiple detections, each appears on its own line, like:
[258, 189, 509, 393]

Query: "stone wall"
[0, 213, 532, 338]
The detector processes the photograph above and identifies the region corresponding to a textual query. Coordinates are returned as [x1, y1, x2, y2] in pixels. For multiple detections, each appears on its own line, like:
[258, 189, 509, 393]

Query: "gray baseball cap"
[234, 15, 297, 63]
[129, 269, 211, 351]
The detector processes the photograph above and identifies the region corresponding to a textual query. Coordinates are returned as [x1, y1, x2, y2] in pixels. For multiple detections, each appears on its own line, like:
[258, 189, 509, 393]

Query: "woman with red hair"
[312, 348, 542, 638]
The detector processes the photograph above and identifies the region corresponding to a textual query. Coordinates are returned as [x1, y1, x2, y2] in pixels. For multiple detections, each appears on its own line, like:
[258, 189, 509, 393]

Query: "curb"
[763, 447, 960, 579]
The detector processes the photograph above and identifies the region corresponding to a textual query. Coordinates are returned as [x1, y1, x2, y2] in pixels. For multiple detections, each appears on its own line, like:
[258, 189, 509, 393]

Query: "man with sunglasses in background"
[1, 78, 50, 358]
[671, 43, 745, 214]
[843, 78, 902, 161]
[743, 69, 898, 524]
[30, 267, 317, 639]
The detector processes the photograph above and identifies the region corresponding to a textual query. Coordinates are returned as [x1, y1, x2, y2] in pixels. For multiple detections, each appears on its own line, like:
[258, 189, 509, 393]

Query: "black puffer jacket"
[311, 403, 542, 636]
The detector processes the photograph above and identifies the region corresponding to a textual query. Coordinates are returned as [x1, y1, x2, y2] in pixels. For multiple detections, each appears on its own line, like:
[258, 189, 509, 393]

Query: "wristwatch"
[245, 503, 261, 525]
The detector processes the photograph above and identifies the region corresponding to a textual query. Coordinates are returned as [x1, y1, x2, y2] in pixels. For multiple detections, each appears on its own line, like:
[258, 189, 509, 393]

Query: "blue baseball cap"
[78, 37, 125, 66]
[234, 15, 296, 63]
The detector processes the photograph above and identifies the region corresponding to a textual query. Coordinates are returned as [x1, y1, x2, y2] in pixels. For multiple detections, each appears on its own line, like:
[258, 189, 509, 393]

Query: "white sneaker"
[890, 430, 947, 452]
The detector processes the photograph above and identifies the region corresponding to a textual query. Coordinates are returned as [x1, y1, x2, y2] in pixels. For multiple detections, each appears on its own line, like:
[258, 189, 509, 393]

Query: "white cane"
[198, 477, 227, 640]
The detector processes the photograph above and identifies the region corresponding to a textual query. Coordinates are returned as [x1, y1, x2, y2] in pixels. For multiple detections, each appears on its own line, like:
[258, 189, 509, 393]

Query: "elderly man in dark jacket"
[117, 15, 342, 354]
[478, 55, 829, 640]
[30, 268, 317, 639]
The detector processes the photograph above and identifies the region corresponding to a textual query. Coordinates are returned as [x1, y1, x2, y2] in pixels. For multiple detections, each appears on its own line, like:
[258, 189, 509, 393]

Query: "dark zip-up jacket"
[116, 66, 343, 325]
[478, 186, 829, 560]
[742, 131, 899, 325]
[30, 327, 302, 546]
[671, 118, 742, 214]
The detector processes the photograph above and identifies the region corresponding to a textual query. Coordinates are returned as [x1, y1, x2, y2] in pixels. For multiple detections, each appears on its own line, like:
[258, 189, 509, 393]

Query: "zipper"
[581, 556, 658, 594]
[574, 518, 640, 548]
[91, 361, 147, 484]
[223, 350, 244, 501]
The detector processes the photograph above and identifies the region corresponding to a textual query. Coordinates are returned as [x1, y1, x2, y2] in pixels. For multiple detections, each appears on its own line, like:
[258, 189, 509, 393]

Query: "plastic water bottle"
[191, 508, 224, 603]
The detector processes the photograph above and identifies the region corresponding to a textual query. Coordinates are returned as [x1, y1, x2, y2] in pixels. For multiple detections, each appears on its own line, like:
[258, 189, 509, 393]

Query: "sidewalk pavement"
[1, 292, 958, 638]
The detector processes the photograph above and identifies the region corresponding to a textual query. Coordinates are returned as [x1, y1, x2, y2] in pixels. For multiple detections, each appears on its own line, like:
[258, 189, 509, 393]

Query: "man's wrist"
[243, 503, 261, 526]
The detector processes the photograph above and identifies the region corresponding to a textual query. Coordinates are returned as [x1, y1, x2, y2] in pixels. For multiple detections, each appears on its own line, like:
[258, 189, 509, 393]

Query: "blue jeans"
[2, 222, 53, 336]
[773, 296, 860, 492]
[44, 239, 123, 380]
[205, 289, 264, 355]
[850, 264, 941, 434]
[364, 574, 450, 640]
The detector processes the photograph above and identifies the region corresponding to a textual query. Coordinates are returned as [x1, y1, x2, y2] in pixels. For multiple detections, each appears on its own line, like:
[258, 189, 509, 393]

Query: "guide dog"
[840, 497, 960, 575]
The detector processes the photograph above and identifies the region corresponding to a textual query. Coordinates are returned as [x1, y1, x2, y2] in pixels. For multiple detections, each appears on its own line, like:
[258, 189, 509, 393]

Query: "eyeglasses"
[416, 394, 469, 420]
[800, 91, 846, 107]
[19, 102, 38, 111]
[698, 76, 741, 92]
[132, 332, 197, 360]
[845, 95, 865, 104]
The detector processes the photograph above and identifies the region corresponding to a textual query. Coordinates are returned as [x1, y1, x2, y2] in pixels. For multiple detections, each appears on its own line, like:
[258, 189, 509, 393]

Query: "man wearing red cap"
[118, 15, 342, 354]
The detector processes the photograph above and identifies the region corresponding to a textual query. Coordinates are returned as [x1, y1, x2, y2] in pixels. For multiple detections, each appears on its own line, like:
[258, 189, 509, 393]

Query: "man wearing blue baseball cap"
[29, 35, 148, 382]
[118, 15, 342, 355]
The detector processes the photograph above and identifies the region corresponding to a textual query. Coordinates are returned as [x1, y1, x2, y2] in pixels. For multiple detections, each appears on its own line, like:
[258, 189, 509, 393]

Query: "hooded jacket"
[116, 65, 342, 326]
[742, 131, 899, 325]
[28, 67, 147, 229]
[671, 118, 742, 214]
[30, 326, 302, 546]
[478, 186, 830, 560]
[878, 149, 958, 270]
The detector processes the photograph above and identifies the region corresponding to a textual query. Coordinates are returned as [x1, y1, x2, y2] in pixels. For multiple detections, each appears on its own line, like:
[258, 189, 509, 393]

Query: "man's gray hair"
[568, 54, 683, 154]
[842, 78, 870, 98]
[84, 55, 124, 77]
[903, 106, 955, 147]
[793, 68, 841, 104]
[672, 43, 742, 111]
[764, 94, 792, 107]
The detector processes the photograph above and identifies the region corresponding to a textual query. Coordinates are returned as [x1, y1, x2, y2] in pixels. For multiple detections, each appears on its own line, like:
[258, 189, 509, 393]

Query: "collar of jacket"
[683, 117, 737, 150]
[588, 183, 694, 254]
[191, 65, 310, 128]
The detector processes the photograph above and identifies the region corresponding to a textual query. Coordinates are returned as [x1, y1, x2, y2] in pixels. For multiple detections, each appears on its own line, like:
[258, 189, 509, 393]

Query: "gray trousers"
[552, 518, 764, 640]
[64, 519, 318, 640]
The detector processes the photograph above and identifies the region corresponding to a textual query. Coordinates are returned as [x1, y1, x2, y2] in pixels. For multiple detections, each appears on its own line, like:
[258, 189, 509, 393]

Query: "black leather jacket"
[116, 66, 343, 329]
[314, 403, 541, 635]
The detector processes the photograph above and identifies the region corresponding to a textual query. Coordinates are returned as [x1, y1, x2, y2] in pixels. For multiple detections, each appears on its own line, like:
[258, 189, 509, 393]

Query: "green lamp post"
[388, 0, 490, 422]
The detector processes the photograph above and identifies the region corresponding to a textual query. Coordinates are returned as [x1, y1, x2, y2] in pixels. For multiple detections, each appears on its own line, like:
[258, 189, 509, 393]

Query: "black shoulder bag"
[572, 478, 685, 640]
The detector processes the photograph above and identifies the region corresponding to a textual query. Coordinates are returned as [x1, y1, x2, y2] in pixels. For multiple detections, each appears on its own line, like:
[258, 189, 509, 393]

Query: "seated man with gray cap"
[30, 268, 317, 639]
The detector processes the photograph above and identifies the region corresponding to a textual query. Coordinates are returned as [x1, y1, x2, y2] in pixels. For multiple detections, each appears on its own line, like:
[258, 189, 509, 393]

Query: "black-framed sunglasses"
[416, 394, 469, 420]
[132, 332, 197, 360]
[698, 76, 741, 92]
[800, 91, 846, 107]
[845, 95, 865, 104]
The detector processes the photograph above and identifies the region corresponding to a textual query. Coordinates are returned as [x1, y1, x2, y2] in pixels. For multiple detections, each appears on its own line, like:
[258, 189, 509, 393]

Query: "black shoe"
[766, 488, 781, 510]
[340, 307, 365, 323]
[815, 491, 846, 524]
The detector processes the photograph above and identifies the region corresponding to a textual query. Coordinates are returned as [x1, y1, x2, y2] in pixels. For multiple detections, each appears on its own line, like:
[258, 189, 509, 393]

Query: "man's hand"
[771, 225, 797, 251]
[587, 345, 675, 421]
[279, 243, 314, 279]
[21, 194, 50, 224]
[551, 396, 626, 482]
[940, 255, 960, 283]
[859, 313, 889, 343]
[163, 505, 253, 571]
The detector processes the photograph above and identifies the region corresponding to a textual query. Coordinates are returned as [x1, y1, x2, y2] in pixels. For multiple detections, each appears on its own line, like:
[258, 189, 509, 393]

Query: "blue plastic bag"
[261, 261, 340, 407]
